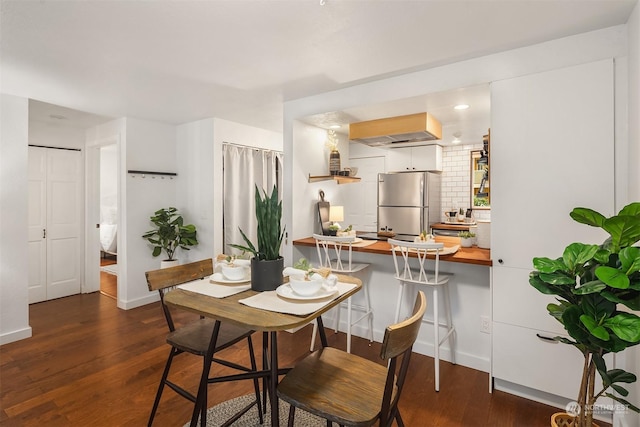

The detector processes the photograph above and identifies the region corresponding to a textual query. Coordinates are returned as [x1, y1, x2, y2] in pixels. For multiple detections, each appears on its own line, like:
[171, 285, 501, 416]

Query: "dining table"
[163, 273, 362, 427]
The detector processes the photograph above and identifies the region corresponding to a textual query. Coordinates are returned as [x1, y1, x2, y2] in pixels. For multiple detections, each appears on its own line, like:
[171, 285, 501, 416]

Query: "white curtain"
[223, 144, 283, 254]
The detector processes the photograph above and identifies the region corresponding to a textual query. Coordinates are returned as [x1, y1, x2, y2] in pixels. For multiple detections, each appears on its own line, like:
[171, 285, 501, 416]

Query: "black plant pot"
[251, 257, 284, 292]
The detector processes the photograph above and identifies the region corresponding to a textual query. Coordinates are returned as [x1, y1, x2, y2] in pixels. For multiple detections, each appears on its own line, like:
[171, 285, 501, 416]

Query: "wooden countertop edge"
[292, 237, 492, 267]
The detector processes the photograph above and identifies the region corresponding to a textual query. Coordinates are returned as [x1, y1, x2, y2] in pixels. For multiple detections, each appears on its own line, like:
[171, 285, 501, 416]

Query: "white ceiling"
[2, 0, 637, 135]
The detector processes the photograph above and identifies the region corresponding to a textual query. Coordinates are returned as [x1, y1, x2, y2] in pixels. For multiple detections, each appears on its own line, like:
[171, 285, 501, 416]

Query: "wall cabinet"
[385, 145, 442, 172]
[490, 59, 615, 402]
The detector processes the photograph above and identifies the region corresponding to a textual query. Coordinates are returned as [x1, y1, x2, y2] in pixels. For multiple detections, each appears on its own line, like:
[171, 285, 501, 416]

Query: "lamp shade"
[329, 205, 344, 222]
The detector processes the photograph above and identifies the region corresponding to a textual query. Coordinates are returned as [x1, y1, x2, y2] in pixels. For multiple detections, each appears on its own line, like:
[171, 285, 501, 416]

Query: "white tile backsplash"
[440, 144, 491, 223]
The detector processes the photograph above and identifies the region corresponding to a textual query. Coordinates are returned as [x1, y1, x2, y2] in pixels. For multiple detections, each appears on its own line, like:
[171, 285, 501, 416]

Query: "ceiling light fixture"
[452, 131, 462, 144]
[329, 125, 341, 129]
[454, 104, 470, 110]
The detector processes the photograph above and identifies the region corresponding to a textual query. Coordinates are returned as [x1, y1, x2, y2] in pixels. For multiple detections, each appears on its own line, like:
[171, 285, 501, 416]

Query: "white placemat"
[177, 277, 251, 298]
[238, 281, 358, 316]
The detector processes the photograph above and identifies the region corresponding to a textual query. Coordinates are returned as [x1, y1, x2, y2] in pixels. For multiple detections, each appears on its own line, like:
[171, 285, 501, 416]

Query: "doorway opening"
[98, 144, 118, 299]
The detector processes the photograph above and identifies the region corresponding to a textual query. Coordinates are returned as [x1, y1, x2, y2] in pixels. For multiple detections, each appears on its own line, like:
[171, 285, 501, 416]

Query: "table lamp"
[329, 205, 344, 228]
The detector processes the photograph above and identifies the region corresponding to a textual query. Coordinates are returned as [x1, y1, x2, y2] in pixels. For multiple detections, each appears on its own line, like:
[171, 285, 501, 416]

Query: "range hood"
[349, 112, 442, 147]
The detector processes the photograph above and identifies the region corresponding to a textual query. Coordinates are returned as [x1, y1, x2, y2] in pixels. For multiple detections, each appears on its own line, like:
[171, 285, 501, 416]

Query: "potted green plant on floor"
[142, 207, 198, 268]
[529, 202, 640, 426]
[230, 185, 285, 291]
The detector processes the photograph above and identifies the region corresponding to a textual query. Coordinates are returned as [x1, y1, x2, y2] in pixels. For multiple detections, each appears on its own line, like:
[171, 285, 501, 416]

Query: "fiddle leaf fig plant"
[529, 202, 640, 426]
[142, 207, 198, 261]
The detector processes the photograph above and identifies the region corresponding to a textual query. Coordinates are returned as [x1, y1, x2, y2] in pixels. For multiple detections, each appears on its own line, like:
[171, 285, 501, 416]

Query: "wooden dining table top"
[163, 274, 362, 332]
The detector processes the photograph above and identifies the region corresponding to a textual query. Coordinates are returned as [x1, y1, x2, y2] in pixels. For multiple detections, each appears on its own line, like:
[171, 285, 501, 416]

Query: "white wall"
[290, 121, 351, 242]
[120, 118, 177, 309]
[0, 94, 31, 344]
[176, 118, 216, 263]
[29, 118, 86, 150]
[176, 117, 282, 262]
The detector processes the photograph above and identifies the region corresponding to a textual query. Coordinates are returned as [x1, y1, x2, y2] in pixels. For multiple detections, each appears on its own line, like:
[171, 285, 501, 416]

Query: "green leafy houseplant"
[141, 207, 198, 261]
[458, 231, 476, 239]
[529, 203, 640, 426]
[229, 185, 284, 261]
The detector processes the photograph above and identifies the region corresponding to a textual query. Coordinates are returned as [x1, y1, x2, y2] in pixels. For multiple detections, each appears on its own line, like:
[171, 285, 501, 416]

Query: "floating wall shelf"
[308, 174, 361, 184]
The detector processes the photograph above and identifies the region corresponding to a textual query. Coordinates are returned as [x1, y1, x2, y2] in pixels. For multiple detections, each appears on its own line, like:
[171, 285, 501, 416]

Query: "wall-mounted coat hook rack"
[127, 170, 177, 179]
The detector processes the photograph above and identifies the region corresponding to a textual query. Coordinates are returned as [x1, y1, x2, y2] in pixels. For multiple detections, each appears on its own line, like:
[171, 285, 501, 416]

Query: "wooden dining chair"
[277, 291, 426, 427]
[310, 233, 373, 353]
[146, 259, 262, 427]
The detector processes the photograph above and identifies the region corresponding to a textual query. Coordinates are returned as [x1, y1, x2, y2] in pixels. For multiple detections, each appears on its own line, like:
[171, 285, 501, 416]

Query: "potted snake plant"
[529, 202, 640, 426]
[230, 185, 285, 291]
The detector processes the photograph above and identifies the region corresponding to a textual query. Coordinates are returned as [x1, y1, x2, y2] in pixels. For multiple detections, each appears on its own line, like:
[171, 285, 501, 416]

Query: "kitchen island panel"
[292, 243, 492, 374]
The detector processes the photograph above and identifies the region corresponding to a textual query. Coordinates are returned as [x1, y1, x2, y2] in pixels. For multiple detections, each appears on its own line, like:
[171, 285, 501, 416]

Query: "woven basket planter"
[551, 413, 600, 427]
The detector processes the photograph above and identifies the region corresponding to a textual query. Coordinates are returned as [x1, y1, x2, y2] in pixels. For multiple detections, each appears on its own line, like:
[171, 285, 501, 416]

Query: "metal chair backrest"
[145, 259, 213, 332]
[379, 291, 426, 426]
[388, 239, 445, 286]
[312, 233, 358, 273]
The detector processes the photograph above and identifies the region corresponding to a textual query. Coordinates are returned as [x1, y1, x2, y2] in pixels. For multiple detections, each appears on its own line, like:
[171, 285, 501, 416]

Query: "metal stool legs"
[309, 281, 373, 353]
[395, 281, 455, 391]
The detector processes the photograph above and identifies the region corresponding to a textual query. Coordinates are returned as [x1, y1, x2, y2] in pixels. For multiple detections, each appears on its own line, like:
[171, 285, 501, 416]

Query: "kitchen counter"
[292, 235, 491, 267]
[292, 233, 493, 375]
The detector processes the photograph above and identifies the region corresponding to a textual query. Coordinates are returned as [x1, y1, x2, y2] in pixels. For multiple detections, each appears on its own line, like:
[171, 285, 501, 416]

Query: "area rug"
[183, 394, 325, 427]
[100, 263, 118, 276]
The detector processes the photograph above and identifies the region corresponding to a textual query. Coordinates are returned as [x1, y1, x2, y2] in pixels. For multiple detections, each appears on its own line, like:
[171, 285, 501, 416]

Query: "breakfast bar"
[292, 234, 493, 376]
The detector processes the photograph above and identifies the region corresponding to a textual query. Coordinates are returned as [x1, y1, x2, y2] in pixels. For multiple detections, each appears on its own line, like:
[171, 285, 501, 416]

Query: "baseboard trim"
[117, 292, 160, 310]
[0, 326, 33, 345]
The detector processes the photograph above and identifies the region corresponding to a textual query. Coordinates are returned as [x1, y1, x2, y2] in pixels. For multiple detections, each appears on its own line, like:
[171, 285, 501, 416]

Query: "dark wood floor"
[100, 257, 117, 299]
[1, 292, 573, 426]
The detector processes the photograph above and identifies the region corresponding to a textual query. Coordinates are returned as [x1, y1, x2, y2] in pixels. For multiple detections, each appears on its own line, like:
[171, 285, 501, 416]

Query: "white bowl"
[288, 276, 323, 296]
[220, 264, 247, 281]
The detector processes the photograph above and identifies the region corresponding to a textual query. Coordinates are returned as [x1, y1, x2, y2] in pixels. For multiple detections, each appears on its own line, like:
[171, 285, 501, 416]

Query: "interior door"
[28, 146, 82, 303]
[28, 147, 47, 303]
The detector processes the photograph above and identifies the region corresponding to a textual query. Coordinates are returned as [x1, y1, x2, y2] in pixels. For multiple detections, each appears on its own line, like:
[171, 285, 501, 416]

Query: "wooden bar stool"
[309, 233, 373, 353]
[388, 238, 455, 392]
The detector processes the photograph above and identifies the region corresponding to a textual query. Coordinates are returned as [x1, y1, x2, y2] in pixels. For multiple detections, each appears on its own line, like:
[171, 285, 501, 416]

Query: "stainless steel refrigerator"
[377, 171, 441, 236]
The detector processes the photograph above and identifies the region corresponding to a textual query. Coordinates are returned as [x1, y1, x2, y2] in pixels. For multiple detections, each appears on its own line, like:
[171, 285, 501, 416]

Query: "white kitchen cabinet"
[385, 145, 442, 172]
[490, 59, 615, 402]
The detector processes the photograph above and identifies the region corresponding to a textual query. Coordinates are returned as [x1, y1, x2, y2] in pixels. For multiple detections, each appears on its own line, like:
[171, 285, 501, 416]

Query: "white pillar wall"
[0, 94, 31, 344]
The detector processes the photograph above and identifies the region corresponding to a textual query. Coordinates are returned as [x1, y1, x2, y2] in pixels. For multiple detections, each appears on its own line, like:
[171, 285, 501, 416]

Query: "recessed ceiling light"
[329, 125, 341, 129]
[454, 104, 470, 110]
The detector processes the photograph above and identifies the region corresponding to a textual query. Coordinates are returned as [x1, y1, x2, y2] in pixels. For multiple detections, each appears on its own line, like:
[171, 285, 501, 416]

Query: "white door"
[344, 156, 385, 232]
[28, 147, 47, 303]
[28, 146, 83, 303]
